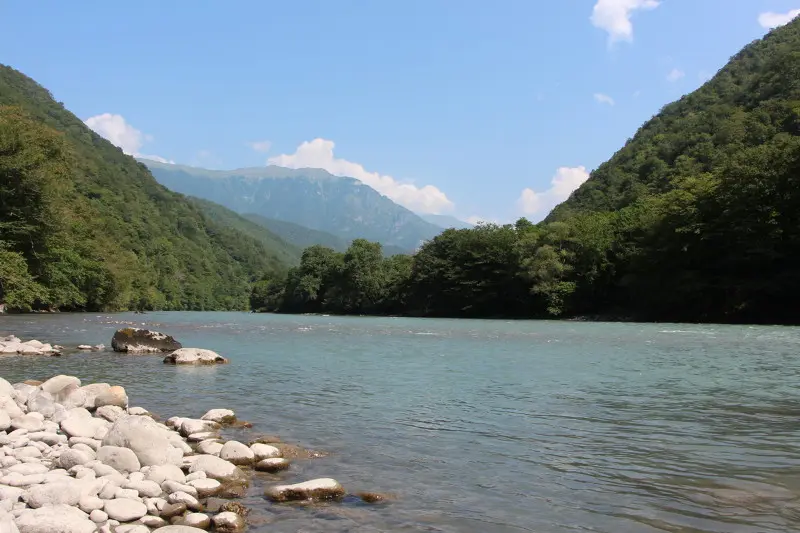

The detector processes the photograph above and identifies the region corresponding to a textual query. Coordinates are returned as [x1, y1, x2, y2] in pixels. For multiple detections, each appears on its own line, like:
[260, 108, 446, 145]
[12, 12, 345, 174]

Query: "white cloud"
[591, 0, 660, 43]
[84, 113, 173, 163]
[267, 138, 454, 214]
[594, 93, 615, 106]
[758, 9, 800, 29]
[666, 68, 685, 82]
[517, 166, 591, 220]
[247, 140, 272, 153]
[466, 215, 498, 225]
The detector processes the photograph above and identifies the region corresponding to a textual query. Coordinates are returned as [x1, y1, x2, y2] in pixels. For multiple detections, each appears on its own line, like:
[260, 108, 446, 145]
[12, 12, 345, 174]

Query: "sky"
[2, 1, 799, 223]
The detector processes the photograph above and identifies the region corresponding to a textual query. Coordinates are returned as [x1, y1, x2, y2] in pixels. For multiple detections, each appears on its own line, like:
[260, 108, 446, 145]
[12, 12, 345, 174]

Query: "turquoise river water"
[1, 312, 800, 533]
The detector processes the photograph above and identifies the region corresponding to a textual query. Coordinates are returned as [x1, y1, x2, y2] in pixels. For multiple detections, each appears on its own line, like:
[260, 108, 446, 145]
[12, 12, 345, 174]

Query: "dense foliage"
[0, 65, 291, 312]
[258, 20, 800, 324]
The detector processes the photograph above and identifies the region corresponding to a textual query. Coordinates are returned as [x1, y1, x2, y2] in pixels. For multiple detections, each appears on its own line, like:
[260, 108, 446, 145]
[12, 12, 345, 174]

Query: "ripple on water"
[2, 312, 800, 532]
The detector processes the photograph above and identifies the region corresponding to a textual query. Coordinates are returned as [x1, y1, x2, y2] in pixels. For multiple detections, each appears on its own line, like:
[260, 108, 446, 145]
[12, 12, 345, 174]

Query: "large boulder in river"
[163, 348, 228, 365]
[111, 328, 182, 353]
[264, 478, 345, 502]
[102, 415, 183, 466]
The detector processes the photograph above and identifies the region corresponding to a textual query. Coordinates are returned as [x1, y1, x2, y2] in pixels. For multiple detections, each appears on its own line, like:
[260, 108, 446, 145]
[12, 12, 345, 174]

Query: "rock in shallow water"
[163, 348, 229, 365]
[200, 409, 235, 424]
[187, 455, 246, 483]
[265, 478, 345, 502]
[212, 511, 246, 533]
[111, 328, 182, 353]
[254, 457, 290, 473]
[219, 441, 254, 465]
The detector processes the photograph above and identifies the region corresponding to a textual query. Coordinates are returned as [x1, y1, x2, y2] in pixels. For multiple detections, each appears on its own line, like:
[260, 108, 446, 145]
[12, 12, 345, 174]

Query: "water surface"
[2, 313, 800, 532]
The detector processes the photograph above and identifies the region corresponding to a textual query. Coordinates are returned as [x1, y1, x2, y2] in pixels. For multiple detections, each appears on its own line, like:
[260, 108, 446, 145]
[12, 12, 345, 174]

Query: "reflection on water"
[1, 313, 800, 532]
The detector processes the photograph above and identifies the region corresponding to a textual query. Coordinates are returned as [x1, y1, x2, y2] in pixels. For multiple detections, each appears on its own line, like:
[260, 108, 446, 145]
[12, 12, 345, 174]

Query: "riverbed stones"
[211, 511, 245, 533]
[187, 478, 220, 497]
[97, 445, 141, 473]
[152, 527, 207, 533]
[196, 440, 223, 456]
[94, 386, 128, 409]
[163, 348, 229, 365]
[23, 482, 81, 508]
[111, 328, 182, 353]
[265, 478, 346, 502]
[103, 415, 182, 466]
[104, 498, 147, 522]
[15, 504, 97, 533]
[145, 464, 185, 485]
[199, 409, 235, 424]
[250, 442, 281, 461]
[187, 455, 246, 483]
[255, 457, 290, 473]
[179, 419, 219, 438]
[219, 441, 254, 465]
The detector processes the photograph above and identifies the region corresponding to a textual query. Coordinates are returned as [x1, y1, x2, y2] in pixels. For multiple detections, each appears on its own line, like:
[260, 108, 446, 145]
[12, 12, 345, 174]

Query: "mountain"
[0, 64, 291, 312]
[420, 214, 473, 230]
[262, 18, 800, 324]
[142, 160, 444, 252]
[241, 214, 349, 252]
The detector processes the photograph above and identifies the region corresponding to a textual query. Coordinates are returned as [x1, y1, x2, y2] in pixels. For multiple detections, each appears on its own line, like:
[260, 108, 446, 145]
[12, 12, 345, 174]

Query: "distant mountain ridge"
[142, 160, 444, 251]
[420, 214, 473, 230]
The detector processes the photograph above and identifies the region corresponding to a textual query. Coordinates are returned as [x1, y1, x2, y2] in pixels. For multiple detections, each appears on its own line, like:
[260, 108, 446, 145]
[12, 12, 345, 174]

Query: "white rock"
[0, 411, 10, 432]
[186, 478, 220, 497]
[78, 495, 105, 513]
[140, 514, 167, 528]
[0, 513, 19, 533]
[102, 415, 182, 466]
[96, 446, 140, 473]
[24, 482, 81, 508]
[94, 405, 124, 422]
[116, 526, 149, 533]
[184, 472, 206, 482]
[179, 419, 219, 438]
[114, 487, 139, 499]
[6, 463, 48, 475]
[187, 455, 245, 483]
[161, 480, 197, 497]
[28, 432, 67, 446]
[211, 511, 246, 532]
[77, 345, 93, 350]
[0, 484, 25, 501]
[26, 392, 55, 418]
[15, 504, 97, 533]
[264, 477, 346, 501]
[56, 449, 91, 470]
[127, 407, 149, 416]
[10, 415, 43, 432]
[94, 386, 128, 409]
[182, 513, 211, 529]
[254, 457, 290, 472]
[250, 443, 281, 461]
[143, 497, 167, 515]
[150, 527, 208, 533]
[104, 498, 147, 522]
[79, 384, 111, 410]
[219, 441, 254, 465]
[196, 440, 222, 456]
[163, 348, 229, 365]
[68, 437, 100, 451]
[13, 447, 41, 459]
[200, 409, 235, 424]
[186, 432, 218, 443]
[60, 409, 109, 439]
[0, 395, 23, 419]
[40, 375, 81, 396]
[125, 479, 161, 498]
[89, 509, 108, 523]
[144, 464, 185, 485]
[167, 491, 200, 510]
[70, 443, 97, 459]
[0, 377, 14, 397]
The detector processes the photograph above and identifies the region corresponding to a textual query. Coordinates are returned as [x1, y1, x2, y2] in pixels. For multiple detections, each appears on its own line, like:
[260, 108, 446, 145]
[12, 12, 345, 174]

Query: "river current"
[1, 312, 800, 533]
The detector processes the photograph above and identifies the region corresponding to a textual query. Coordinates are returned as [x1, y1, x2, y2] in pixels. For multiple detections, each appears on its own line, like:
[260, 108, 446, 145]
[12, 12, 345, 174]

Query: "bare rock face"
[111, 328, 182, 353]
[163, 348, 228, 365]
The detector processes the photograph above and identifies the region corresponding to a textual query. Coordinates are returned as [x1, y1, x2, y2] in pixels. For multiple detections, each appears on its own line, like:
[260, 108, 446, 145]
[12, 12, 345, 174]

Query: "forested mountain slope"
[0, 65, 290, 311]
[260, 20, 800, 324]
[143, 160, 444, 252]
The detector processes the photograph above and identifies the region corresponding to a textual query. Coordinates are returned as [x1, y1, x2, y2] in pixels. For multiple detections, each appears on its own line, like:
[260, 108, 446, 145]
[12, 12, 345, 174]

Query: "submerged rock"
[264, 478, 345, 502]
[111, 328, 182, 353]
[163, 348, 229, 365]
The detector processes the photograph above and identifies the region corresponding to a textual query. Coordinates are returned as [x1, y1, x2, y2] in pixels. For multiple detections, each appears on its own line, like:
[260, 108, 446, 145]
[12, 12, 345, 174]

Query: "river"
[1, 312, 800, 532]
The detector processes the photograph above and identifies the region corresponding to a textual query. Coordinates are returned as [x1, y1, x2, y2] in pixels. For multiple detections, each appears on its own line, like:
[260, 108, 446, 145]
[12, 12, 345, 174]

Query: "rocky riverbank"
[0, 336, 61, 357]
[0, 373, 350, 533]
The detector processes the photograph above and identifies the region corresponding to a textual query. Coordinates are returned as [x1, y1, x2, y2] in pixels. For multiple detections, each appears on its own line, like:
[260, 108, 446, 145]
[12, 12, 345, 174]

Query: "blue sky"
[2, 1, 798, 222]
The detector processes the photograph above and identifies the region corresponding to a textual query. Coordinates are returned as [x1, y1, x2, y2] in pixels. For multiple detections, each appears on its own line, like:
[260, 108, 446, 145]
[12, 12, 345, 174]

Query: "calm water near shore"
[1, 313, 800, 532]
